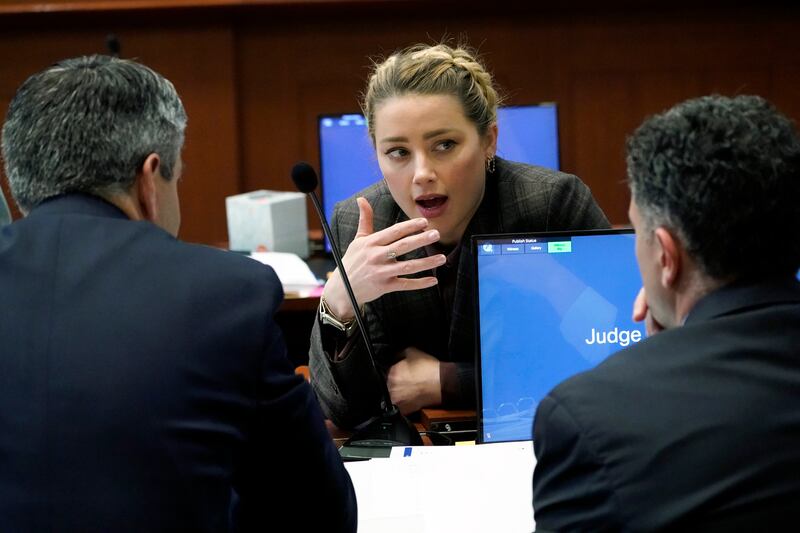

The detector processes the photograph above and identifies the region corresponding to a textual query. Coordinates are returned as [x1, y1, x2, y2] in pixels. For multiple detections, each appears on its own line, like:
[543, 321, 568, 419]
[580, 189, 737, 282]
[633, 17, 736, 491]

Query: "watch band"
[318, 296, 358, 336]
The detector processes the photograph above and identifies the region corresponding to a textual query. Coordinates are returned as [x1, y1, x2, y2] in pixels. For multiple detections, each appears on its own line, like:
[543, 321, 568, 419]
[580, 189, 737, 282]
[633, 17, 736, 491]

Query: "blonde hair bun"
[362, 42, 501, 142]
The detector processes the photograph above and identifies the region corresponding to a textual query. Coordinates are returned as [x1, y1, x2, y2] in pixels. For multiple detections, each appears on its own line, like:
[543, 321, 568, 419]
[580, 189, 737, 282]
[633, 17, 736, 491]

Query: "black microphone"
[106, 34, 121, 58]
[291, 162, 422, 456]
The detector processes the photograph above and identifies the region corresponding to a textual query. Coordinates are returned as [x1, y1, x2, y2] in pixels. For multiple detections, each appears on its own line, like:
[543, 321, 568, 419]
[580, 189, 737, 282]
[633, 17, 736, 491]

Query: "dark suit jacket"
[0, 194, 356, 532]
[310, 158, 610, 428]
[532, 277, 800, 531]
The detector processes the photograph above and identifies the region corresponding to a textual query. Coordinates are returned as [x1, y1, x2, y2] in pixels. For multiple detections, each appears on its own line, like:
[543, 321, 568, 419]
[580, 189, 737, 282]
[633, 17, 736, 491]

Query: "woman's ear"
[484, 121, 499, 157]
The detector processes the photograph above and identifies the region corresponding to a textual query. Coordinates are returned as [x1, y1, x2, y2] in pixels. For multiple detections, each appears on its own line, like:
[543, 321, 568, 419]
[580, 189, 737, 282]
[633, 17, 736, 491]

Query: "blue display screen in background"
[475, 231, 644, 443]
[318, 104, 559, 252]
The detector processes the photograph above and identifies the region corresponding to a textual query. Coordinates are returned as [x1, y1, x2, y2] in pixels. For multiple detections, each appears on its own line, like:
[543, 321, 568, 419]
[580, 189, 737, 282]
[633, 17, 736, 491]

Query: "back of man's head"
[1, 55, 187, 213]
[626, 95, 800, 282]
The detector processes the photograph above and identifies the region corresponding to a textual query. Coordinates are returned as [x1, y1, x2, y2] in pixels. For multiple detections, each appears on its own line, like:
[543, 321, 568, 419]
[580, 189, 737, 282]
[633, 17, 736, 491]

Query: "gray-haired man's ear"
[135, 153, 163, 225]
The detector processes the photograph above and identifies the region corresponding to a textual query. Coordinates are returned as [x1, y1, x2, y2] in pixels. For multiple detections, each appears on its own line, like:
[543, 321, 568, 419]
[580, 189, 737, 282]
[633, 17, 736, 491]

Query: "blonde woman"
[310, 43, 609, 428]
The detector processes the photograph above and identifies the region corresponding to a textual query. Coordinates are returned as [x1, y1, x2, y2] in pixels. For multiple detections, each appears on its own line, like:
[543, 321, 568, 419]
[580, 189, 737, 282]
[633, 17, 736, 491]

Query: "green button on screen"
[548, 241, 572, 253]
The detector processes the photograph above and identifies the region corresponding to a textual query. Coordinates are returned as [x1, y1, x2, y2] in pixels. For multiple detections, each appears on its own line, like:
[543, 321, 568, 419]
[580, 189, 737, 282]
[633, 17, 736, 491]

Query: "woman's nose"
[411, 155, 436, 184]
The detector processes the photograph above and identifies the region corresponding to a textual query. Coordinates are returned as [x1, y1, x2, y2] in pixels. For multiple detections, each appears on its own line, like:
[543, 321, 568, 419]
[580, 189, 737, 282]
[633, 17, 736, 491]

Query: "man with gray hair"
[0, 55, 356, 532]
[532, 95, 800, 530]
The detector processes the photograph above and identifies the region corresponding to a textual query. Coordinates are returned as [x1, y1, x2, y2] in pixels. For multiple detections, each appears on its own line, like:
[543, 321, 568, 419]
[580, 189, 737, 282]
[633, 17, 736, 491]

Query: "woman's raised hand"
[322, 197, 447, 320]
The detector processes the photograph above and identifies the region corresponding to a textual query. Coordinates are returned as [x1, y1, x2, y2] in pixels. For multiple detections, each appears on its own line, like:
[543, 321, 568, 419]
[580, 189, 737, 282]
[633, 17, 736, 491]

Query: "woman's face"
[373, 94, 497, 246]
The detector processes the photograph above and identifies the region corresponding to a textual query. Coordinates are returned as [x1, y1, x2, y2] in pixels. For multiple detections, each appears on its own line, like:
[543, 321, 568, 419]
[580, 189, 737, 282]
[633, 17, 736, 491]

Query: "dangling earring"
[485, 155, 496, 174]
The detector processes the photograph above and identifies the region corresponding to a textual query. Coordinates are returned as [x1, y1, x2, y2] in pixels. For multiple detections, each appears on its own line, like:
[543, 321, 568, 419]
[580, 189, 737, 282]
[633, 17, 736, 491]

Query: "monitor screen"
[473, 229, 644, 444]
[318, 104, 560, 252]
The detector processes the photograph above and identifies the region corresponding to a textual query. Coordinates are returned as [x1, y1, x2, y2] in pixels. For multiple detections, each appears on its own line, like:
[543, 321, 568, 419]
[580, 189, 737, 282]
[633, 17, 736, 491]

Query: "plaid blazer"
[310, 158, 610, 428]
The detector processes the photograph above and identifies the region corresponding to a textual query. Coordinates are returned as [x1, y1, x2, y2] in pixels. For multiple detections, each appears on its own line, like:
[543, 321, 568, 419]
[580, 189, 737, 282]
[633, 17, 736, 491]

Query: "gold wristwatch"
[318, 296, 358, 336]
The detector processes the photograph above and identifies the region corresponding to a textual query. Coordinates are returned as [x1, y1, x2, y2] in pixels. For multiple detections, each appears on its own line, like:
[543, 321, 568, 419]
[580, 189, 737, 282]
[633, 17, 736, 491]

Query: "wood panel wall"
[0, 2, 798, 243]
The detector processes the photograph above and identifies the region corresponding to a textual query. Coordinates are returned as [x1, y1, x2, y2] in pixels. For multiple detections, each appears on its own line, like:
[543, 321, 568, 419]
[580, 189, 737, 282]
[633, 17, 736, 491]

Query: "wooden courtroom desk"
[297, 366, 478, 447]
[324, 410, 477, 449]
[419, 408, 477, 436]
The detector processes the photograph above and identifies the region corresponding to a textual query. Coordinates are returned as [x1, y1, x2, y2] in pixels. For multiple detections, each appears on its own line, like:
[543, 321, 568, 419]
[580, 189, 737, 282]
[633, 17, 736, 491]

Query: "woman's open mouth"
[415, 195, 448, 218]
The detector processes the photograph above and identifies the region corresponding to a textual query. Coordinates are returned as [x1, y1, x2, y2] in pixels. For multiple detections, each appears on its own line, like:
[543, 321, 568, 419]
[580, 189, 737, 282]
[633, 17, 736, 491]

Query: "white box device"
[226, 190, 309, 258]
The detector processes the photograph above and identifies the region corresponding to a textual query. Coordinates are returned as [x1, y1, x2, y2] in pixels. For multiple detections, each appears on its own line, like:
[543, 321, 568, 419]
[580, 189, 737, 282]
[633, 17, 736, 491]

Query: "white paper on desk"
[248, 252, 322, 294]
[345, 459, 427, 532]
[345, 441, 536, 533]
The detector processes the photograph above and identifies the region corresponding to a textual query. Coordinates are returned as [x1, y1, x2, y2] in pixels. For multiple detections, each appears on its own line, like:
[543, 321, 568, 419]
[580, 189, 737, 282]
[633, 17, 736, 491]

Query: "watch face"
[323, 315, 344, 330]
[320, 303, 345, 331]
[319, 296, 359, 337]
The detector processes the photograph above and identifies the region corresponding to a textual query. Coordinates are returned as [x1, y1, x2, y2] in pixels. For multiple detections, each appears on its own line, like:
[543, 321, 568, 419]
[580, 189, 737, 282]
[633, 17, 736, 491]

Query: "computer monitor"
[473, 229, 644, 444]
[318, 104, 560, 252]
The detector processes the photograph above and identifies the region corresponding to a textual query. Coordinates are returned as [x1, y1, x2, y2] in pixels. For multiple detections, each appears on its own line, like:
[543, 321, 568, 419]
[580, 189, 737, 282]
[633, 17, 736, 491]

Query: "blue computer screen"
[318, 104, 559, 252]
[475, 231, 644, 443]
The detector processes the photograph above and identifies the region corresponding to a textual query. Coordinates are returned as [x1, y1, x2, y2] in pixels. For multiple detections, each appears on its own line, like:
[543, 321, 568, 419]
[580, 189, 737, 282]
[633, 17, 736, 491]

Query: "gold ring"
[386, 249, 397, 260]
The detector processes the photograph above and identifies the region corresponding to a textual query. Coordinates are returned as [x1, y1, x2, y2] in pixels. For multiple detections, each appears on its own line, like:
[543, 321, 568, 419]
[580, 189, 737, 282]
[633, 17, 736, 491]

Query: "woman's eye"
[385, 147, 409, 159]
[434, 140, 457, 152]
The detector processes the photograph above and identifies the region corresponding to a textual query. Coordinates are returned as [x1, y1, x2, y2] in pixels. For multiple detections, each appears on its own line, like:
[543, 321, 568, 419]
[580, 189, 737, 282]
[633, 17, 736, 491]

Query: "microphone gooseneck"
[290, 162, 391, 412]
[291, 162, 422, 455]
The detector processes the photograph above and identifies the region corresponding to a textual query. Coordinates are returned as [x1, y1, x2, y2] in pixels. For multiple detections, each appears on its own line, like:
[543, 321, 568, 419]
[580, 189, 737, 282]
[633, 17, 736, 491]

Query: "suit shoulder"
[162, 239, 283, 299]
[494, 158, 609, 231]
[333, 180, 396, 218]
[495, 158, 582, 189]
[173, 239, 279, 276]
[493, 159, 592, 213]
[332, 180, 402, 244]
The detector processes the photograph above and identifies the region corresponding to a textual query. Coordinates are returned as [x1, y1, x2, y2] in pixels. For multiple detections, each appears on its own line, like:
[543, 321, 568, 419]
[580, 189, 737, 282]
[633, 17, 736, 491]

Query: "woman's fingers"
[331, 214, 445, 307]
[385, 253, 447, 278]
[355, 197, 375, 238]
[383, 228, 441, 259]
[386, 275, 440, 293]
[369, 217, 431, 247]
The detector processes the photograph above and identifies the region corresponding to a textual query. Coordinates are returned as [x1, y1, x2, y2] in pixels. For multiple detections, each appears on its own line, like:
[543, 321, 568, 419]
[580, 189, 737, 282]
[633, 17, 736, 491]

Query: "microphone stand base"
[339, 407, 423, 460]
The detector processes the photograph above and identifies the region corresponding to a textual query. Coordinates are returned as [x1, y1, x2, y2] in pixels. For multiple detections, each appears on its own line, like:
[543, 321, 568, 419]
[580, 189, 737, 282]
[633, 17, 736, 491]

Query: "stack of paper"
[344, 441, 536, 533]
[248, 251, 322, 296]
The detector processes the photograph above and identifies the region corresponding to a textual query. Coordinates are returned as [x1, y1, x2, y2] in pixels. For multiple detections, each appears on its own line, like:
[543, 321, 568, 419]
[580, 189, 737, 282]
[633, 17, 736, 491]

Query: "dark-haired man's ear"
[654, 227, 681, 289]
[136, 153, 161, 224]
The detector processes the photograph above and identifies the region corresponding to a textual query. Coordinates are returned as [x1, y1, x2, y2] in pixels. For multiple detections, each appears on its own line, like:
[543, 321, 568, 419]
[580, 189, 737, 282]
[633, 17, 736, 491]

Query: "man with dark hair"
[0, 55, 356, 532]
[531, 95, 800, 530]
